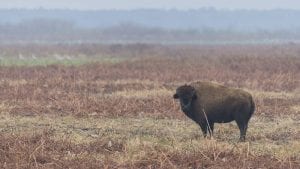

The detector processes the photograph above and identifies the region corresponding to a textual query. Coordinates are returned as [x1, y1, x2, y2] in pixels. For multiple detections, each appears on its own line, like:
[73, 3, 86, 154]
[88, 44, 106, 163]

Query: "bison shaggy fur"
[173, 81, 255, 141]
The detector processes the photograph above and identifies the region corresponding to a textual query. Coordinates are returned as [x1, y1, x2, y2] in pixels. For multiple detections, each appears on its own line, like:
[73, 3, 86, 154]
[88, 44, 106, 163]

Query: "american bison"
[173, 81, 255, 141]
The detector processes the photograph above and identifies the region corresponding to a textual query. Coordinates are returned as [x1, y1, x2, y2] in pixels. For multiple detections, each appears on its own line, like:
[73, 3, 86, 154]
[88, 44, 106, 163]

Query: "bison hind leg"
[236, 121, 248, 142]
[234, 103, 252, 142]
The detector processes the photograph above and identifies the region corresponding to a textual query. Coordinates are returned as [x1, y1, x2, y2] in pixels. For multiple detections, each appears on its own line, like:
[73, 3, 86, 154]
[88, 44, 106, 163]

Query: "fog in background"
[1, 1, 300, 44]
[2, 0, 300, 10]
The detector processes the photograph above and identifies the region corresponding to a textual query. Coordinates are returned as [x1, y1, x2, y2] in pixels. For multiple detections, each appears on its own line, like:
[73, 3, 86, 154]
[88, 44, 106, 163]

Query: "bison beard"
[173, 82, 255, 142]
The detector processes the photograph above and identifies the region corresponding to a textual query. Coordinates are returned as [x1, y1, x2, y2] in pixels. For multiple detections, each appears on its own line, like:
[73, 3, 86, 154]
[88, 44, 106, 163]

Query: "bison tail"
[249, 96, 255, 116]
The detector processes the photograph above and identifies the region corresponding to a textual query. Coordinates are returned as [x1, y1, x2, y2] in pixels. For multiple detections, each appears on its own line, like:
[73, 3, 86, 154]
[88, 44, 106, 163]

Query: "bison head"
[173, 85, 197, 112]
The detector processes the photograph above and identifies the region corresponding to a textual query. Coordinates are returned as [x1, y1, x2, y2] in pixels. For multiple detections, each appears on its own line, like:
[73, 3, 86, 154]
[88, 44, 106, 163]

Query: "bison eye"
[192, 94, 197, 100]
[182, 98, 190, 105]
[173, 93, 179, 99]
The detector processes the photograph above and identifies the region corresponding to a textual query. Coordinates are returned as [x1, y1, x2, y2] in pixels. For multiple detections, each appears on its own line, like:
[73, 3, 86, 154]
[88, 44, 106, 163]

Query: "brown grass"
[0, 44, 299, 168]
[0, 114, 299, 169]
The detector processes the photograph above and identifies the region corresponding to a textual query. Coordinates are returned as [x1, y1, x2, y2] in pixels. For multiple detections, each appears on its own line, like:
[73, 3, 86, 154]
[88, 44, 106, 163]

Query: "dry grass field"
[0, 44, 299, 168]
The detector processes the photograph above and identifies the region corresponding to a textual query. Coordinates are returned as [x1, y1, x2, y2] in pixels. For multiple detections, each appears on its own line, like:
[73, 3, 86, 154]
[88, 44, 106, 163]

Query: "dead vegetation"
[0, 114, 299, 169]
[0, 44, 299, 168]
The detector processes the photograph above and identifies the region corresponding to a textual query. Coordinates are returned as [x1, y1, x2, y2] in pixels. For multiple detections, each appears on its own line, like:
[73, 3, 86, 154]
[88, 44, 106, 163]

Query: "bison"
[173, 81, 255, 141]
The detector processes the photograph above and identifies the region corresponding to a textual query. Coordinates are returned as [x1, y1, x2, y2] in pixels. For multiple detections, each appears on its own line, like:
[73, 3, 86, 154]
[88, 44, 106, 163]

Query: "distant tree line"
[1, 9, 300, 43]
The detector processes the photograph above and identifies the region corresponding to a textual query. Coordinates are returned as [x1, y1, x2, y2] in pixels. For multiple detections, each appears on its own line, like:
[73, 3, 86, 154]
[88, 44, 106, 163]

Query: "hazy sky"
[1, 0, 300, 10]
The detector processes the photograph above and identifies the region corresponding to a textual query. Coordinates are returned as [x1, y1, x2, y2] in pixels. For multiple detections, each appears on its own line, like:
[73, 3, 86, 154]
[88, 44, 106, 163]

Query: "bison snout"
[181, 103, 192, 112]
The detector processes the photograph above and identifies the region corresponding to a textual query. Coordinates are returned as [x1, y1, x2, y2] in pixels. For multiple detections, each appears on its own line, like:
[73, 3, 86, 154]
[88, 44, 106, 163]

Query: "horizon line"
[1, 7, 300, 11]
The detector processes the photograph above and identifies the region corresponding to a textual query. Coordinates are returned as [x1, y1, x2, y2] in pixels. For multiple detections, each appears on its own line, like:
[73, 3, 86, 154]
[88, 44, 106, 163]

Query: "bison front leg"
[199, 123, 208, 138]
[208, 122, 214, 137]
[199, 121, 214, 138]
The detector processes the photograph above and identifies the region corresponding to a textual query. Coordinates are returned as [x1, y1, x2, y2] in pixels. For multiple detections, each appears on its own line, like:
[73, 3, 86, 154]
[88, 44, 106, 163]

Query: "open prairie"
[0, 44, 299, 168]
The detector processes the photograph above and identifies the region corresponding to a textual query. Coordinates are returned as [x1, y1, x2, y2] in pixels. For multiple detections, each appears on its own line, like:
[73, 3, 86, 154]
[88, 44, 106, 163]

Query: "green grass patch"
[0, 56, 126, 67]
